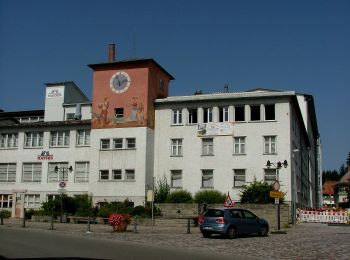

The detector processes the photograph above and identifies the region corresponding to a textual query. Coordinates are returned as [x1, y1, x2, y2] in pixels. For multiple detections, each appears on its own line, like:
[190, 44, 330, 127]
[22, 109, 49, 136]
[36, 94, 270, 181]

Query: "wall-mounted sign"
[197, 122, 234, 137]
[37, 151, 53, 160]
[46, 87, 63, 98]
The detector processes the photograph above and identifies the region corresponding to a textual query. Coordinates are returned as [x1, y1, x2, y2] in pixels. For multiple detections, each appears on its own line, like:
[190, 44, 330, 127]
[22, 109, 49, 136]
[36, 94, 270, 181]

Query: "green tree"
[154, 176, 170, 203]
[240, 180, 280, 204]
[194, 190, 226, 204]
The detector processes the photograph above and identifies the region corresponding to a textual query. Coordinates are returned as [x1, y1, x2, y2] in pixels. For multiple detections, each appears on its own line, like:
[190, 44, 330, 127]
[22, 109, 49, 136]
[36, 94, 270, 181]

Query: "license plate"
[203, 227, 213, 230]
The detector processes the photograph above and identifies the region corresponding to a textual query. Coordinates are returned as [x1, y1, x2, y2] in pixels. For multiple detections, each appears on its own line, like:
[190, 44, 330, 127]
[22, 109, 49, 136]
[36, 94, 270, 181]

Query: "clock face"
[110, 71, 131, 93]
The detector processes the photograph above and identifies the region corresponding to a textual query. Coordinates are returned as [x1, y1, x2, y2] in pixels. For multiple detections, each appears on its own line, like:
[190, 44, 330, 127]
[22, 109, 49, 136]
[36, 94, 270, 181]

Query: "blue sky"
[0, 0, 349, 171]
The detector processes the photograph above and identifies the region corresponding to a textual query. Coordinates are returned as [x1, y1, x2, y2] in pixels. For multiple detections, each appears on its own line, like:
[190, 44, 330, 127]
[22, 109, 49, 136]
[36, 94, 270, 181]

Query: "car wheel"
[227, 227, 236, 239]
[202, 232, 211, 238]
[259, 225, 268, 237]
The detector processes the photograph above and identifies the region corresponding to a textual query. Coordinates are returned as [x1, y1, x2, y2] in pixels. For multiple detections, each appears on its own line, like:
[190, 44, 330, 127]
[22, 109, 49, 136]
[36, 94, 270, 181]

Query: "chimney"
[108, 43, 116, 62]
[224, 84, 229, 93]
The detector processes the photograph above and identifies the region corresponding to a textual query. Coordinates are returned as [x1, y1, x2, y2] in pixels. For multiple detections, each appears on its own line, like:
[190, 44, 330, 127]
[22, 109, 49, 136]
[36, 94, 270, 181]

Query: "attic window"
[265, 104, 275, 120]
[115, 108, 124, 119]
[250, 105, 260, 121]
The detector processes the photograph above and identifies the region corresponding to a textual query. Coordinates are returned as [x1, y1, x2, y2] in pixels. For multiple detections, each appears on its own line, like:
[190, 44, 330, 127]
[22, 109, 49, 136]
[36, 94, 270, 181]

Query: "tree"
[154, 176, 170, 203]
[194, 190, 226, 204]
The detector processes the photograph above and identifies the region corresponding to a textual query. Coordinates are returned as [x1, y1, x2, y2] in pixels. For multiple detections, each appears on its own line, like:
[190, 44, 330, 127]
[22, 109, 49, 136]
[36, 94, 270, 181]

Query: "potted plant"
[107, 213, 131, 232]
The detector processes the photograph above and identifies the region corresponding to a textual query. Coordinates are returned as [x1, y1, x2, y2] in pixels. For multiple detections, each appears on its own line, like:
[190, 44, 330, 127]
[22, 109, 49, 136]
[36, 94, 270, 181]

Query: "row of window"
[0, 130, 90, 149]
[172, 104, 275, 125]
[170, 168, 277, 188]
[99, 169, 135, 181]
[0, 162, 90, 183]
[100, 138, 136, 150]
[171, 136, 277, 156]
[0, 194, 42, 209]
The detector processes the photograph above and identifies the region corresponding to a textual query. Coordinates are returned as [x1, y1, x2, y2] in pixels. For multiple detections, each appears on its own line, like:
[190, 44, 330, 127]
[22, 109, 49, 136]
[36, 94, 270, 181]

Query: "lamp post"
[54, 165, 73, 223]
[266, 160, 288, 231]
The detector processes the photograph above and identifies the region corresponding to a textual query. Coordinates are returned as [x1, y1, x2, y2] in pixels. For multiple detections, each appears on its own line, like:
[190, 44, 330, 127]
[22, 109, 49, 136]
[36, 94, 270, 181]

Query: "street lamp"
[266, 160, 288, 231]
[54, 165, 73, 223]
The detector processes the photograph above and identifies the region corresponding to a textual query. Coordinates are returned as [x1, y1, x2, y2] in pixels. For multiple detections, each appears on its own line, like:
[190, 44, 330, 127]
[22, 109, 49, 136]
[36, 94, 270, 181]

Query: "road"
[0, 227, 236, 260]
[0, 220, 349, 259]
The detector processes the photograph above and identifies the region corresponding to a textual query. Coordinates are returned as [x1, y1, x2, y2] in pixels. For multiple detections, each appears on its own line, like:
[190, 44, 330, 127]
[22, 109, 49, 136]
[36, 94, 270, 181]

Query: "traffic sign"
[59, 181, 66, 188]
[275, 198, 280, 205]
[224, 192, 234, 208]
[58, 188, 66, 194]
[270, 191, 284, 198]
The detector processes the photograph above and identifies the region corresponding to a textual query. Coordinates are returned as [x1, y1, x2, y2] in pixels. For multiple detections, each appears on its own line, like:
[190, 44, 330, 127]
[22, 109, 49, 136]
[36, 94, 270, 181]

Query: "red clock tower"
[88, 44, 174, 129]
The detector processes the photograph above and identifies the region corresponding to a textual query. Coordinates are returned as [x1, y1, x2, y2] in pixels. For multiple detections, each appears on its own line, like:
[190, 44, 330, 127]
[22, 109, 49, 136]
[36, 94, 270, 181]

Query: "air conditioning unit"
[66, 113, 75, 120]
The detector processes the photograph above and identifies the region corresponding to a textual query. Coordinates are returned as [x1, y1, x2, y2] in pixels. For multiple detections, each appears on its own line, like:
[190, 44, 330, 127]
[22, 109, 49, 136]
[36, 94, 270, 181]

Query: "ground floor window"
[202, 169, 214, 188]
[24, 194, 41, 209]
[171, 170, 182, 188]
[0, 194, 13, 209]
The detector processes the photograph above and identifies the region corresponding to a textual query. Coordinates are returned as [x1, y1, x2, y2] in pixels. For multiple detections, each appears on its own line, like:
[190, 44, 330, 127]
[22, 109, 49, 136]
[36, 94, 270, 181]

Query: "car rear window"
[204, 209, 224, 217]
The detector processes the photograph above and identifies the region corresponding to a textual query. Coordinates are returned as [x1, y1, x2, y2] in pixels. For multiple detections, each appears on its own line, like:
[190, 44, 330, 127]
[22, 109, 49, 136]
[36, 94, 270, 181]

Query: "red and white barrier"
[296, 209, 349, 224]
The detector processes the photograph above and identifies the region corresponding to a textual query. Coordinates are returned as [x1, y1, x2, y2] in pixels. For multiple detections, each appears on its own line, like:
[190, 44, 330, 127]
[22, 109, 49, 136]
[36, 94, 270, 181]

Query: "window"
[0, 163, 16, 182]
[126, 138, 136, 149]
[202, 138, 213, 156]
[172, 109, 182, 125]
[264, 136, 276, 154]
[75, 162, 89, 182]
[113, 170, 122, 180]
[113, 138, 123, 149]
[22, 163, 41, 182]
[202, 170, 213, 188]
[0, 194, 13, 209]
[100, 139, 110, 150]
[203, 108, 213, 123]
[250, 105, 260, 121]
[234, 137, 246, 154]
[115, 108, 124, 119]
[100, 170, 109, 180]
[125, 169, 135, 180]
[66, 113, 75, 120]
[264, 169, 277, 185]
[50, 131, 70, 147]
[219, 107, 229, 122]
[48, 162, 68, 182]
[159, 79, 164, 92]
[0, 133, 18, 148]
[188, 108, 198, 124]
[234, 106, 245, 122]
[171, 139, 183, 156]
[24, 194, 40, 209]
[265, 104, 275, 120]
[171, 170, 182, 188]
[233, 169, 245, 187]
[77, 130, 90, 146]
[24, 132, 43, 148]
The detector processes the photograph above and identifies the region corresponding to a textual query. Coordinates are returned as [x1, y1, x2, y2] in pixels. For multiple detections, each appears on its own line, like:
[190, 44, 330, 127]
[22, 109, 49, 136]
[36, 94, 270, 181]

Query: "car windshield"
[204, 209, 224, 217]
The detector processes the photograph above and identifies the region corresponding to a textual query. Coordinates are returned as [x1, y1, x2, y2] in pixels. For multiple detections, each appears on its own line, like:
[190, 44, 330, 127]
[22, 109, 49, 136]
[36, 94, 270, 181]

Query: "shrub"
[154, 176, 170, 203]
[73, 194, 95, 217]
[97, 199, 134, 218]
[0, 210, 11, 218]
[240, 179, 284, 204]
[132, 205, 146, 216]
[165, 190, 193, 203]
[194, 190, 226, 204]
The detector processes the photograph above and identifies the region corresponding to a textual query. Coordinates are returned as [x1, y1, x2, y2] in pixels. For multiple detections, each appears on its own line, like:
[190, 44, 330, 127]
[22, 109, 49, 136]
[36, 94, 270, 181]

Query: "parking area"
[1, 219, 349, 259]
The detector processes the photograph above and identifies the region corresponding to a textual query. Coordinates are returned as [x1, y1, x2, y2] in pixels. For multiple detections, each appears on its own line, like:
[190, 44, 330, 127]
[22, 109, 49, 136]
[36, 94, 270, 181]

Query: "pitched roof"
[339, 167, 350, 183]
[322, 181, 338, 195]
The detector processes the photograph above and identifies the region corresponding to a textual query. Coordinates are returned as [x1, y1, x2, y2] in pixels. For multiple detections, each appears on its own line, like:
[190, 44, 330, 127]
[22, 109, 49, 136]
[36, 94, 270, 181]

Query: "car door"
[241, 210, 259, 235]
[229, 209, 245, 235]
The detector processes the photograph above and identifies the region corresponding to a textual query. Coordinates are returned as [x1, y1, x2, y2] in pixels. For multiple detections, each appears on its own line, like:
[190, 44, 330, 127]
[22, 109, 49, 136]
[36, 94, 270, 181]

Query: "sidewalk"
[0, 218, 201, 236]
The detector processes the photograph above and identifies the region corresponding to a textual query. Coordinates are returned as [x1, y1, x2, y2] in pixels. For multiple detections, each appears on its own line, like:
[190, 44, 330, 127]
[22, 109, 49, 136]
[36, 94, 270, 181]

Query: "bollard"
[86, 215, 91, 233]
[50, 215, 54, 230]
[133, 217, 138, 233]
[22, 208, 26, 228]
[187, 218, 191, 234]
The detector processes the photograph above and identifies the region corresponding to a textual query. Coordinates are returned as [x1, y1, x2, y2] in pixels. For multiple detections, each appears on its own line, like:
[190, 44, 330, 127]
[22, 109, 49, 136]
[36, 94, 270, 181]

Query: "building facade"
[0, 45, 321, 219]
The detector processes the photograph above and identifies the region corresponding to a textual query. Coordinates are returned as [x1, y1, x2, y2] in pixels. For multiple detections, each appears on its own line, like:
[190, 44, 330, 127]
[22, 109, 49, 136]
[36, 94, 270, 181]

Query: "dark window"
[115, 108, 124, 119]
[188, 109, 198, 124]
[204, 209, 224, 217]
[235, 106, 245, 121]
[250, 105, 260, 121]
[265, 104, 275, 120]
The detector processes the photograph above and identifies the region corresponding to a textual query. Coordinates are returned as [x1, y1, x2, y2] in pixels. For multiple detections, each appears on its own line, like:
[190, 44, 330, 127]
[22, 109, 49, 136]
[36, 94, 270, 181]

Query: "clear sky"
[0, 0, 349, 171]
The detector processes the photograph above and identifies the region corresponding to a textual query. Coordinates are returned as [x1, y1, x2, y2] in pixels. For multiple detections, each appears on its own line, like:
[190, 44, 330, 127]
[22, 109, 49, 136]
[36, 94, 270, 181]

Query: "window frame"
[202, 138, 214, 156]
[234, 136, 246, 155]
[219, 106, 229, 122]
[264, 168, 277, 185]
[203, 108, 213, 123]
[76, 129, 90, 146]
[75, 161, 90, 183]
[234, 106, 245, 122]
[171, 170, 182, 188]
[24, 132, 44, 148]
[172, 109, 183, 125]
[188, 108, 198, 124]
[22, 163, 42, 182]
[112, 169, 122, 180]
[0, 163, 16, 182]
[126, 138, 136, 149]
[99, 170, 109, 180]
[202, 169, 214, 188]
[100, 139, 110, 150]
[50, 130, 70, 147]
[233, 169, 246, 187]
[250, 105, 261, 121]
[171, 139, 183, 156]
[125, 169, 135, 180]
[264, 136, 277, 154]
[113, 138, 123, 149]
[264, 104, 275, 121]
[47, 162, 69, 182]
[0, 133, 18, 149]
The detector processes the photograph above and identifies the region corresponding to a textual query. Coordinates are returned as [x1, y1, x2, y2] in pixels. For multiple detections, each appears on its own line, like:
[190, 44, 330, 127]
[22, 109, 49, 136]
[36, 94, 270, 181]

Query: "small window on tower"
[159, 79, 164, 92]
[115, 108, 124, 119]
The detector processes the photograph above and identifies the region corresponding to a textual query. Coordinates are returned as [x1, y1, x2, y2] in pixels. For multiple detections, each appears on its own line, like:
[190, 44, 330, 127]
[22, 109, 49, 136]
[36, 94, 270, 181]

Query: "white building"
[0, 45, 321, 219]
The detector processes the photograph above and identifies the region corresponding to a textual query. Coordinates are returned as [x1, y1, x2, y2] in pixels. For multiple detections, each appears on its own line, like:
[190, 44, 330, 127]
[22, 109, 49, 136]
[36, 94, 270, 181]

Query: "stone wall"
[155, 203, 290, 229]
